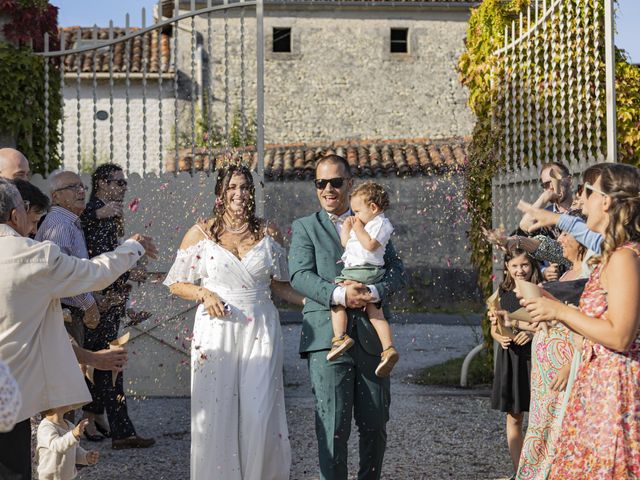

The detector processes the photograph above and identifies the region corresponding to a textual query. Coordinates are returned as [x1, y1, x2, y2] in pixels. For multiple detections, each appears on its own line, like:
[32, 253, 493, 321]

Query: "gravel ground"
[75, 322, 515, 480]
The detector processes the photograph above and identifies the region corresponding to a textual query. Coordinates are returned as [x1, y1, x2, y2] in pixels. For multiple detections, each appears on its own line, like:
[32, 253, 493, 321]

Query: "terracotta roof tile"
[60, 27, 172, 75]
[166, 137, 469, 179]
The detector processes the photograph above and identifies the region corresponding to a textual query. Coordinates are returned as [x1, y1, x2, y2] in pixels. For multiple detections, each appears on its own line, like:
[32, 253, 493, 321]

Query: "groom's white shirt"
[328, 210, 381, 307]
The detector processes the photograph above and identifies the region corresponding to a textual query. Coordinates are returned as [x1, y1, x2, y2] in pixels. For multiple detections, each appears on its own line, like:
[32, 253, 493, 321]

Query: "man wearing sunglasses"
[78, 163, 155, 449]
[520, 162, 575, 235]
[519, 162, 576, 281]
[35, 171, 98, 346]
[289, 155, 407, 480]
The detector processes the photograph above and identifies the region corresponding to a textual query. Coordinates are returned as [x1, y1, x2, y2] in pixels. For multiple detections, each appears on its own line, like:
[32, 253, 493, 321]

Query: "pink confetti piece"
[128, 197, 141, 212]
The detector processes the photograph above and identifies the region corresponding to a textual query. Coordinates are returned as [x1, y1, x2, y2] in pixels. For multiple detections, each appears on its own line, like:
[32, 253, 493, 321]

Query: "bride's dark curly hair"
[208, 164, 262, 242]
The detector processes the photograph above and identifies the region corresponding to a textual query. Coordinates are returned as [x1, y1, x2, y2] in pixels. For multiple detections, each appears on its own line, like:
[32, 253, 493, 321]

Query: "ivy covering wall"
[458, 0, 640, 346]
[0, 0, 61, 175]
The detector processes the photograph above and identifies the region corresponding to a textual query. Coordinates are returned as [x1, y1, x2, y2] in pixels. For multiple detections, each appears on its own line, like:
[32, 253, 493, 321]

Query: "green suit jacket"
[288, 210, 408, 356]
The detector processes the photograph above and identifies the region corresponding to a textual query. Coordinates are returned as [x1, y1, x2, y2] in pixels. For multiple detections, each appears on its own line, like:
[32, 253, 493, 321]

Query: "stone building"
[60, 0, 479, 173]
[59, 27, 175, 174]
[57, 0, 482, 309]
[168, 0, 478, 146]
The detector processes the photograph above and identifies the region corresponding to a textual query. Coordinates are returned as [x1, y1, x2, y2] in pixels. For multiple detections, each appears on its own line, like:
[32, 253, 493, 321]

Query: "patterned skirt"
[548, 341, 640, 480]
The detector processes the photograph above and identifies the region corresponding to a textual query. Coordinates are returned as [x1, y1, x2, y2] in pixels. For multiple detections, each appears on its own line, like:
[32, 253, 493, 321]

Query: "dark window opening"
[390, 28, 409, 53]
[273, 28, 291, 53]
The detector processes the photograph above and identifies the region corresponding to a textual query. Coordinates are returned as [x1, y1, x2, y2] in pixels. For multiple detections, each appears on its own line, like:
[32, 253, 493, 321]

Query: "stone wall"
[186, 5, 475, 144]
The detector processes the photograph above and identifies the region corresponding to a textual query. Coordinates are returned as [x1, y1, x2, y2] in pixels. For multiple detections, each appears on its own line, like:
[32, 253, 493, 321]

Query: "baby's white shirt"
[341, 213, 394, 267]
[36, 418, 89, 480]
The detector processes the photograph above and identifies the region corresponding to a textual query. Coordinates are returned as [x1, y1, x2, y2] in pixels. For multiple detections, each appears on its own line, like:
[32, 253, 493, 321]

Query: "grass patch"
[412, 352, 493, 387]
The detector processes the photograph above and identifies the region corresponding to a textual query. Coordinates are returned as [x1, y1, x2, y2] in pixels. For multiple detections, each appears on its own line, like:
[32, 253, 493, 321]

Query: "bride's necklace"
[223, 220, 249, 234]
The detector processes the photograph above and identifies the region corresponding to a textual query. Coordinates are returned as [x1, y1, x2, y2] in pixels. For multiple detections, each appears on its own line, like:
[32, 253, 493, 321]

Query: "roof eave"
[162, 0, 481, 17]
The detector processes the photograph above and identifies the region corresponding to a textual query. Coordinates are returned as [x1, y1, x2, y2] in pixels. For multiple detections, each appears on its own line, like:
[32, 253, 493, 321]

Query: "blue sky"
[53, 0, 639, 63]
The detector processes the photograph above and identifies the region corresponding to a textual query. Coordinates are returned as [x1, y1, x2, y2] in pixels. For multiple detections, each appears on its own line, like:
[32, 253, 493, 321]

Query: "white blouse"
[341, 214, 394, 268]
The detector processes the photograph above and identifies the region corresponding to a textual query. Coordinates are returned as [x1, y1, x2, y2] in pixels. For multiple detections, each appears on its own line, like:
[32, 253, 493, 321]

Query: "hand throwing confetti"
[128, 197, 141, 212]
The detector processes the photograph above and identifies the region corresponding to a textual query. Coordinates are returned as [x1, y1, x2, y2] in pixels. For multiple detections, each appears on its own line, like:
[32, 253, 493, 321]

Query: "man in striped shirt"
[35, 171, 100, 344]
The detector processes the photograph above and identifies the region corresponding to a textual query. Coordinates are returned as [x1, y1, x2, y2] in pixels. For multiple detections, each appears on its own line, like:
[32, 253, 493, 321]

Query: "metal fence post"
[604, 0, 617, 163]
[256, 0, 265, 217]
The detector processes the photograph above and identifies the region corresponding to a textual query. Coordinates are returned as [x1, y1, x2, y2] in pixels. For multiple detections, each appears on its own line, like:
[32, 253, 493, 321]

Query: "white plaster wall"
[60, 80, 176, 175]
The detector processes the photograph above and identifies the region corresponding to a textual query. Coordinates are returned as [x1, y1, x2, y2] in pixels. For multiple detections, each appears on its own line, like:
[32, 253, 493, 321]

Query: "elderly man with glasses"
[77, 163, 155, 449]
[35, 171, 98, 347]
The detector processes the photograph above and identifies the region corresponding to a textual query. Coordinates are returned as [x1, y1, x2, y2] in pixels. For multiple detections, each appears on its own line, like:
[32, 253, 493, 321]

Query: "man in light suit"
[288, 155, 407, 480]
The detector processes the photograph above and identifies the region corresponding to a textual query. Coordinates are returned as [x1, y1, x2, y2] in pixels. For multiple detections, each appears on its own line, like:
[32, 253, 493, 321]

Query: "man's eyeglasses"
[107, 179, 128, 187]
[54, 183, 88, 193]
[314, 177, 347, 190]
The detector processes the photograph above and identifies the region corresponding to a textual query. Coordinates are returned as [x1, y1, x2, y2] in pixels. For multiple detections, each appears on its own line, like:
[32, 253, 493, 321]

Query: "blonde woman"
[522, 163, 640, 479]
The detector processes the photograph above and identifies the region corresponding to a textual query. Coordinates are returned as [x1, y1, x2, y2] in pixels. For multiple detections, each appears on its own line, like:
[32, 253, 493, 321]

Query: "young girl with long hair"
[490, 247, 542, 479]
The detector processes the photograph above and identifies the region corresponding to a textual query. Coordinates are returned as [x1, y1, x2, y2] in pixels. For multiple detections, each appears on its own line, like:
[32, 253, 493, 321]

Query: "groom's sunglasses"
[314, 177, 347, 190]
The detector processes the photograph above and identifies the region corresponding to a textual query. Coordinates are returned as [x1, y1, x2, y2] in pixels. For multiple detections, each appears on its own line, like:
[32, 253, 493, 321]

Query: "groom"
[289, 155, 407, 480]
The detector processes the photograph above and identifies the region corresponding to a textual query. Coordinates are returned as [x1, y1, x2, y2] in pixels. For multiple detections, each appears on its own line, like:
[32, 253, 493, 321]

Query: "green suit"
[288, 210, 407, 480]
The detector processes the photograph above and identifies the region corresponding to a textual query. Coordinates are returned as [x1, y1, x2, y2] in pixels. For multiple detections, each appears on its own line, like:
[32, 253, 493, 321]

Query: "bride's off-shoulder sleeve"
[163, 240, 207, 286]
[269, 238, 290, 282]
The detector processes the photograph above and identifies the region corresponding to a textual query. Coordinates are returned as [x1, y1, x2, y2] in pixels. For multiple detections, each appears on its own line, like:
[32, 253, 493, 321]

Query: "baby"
[327, 181, 399, 377]
[36, 405, 99, 480]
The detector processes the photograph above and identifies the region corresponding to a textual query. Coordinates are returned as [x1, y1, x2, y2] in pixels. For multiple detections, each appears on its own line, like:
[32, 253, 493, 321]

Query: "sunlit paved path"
[78, 320, 515, 480]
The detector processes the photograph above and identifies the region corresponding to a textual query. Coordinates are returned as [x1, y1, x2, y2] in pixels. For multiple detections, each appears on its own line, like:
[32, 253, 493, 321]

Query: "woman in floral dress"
[522, 163, 640, 480]
[516, 226, 588, 480]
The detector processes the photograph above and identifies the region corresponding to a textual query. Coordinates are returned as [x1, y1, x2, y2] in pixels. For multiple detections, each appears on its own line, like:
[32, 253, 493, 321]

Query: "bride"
[163, 163, 303, 480]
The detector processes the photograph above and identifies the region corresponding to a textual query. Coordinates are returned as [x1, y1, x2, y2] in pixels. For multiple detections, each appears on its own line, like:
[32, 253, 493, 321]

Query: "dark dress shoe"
[94, 421, 111, 438]
[84, 431, 105, 442]
[112, 435, 156, 450]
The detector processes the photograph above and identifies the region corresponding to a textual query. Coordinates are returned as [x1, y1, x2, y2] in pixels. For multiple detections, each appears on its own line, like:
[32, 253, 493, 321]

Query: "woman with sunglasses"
[521, 163, 640, 479]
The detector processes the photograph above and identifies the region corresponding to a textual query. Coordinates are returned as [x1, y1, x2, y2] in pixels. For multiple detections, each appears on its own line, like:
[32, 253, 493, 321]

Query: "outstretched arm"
[288, 219, 336, 307]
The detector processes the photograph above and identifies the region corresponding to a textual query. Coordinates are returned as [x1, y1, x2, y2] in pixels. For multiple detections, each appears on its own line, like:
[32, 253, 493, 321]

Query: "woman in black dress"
[489, 247, 542, 478]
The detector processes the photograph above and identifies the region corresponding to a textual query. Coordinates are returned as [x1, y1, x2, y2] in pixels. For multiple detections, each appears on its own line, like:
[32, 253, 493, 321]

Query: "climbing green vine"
[1, 0, 61, 175]
[0, 44, 62, 174]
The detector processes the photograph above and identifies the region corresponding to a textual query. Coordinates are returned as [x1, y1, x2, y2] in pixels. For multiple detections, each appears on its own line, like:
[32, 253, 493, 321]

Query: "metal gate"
[490, 0, 616, 236]
[37, 0, 265, 210]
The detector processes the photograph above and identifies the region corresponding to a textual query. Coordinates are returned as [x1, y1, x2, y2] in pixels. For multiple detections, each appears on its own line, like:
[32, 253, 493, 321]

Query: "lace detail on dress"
[163, 239, 208, 286]
[0, 359, 21, 433]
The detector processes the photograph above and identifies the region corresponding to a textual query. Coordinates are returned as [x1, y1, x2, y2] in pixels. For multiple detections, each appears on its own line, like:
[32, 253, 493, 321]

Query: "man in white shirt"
[0, 179, 157, 480]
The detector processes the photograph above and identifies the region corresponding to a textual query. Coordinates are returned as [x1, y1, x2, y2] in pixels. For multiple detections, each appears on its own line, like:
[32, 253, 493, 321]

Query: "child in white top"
[36, 406, 99, 480]
[328, 181, 399, 377]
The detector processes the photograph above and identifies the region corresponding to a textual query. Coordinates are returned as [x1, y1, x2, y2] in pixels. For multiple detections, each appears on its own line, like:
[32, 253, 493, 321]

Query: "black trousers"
[82, 307, 136, 440]
[0, 419, 31, 480]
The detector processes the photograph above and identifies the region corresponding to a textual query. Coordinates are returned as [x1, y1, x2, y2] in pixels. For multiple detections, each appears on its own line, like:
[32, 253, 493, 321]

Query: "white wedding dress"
[164, 231, 291, 480]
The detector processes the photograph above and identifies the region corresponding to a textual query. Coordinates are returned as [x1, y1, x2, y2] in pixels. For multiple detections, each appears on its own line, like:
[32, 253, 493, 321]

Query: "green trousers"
[307, 327, 391, 480]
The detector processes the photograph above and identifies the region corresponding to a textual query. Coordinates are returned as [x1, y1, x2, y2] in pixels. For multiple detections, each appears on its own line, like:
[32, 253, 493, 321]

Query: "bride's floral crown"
[215, 147, 252, 171]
